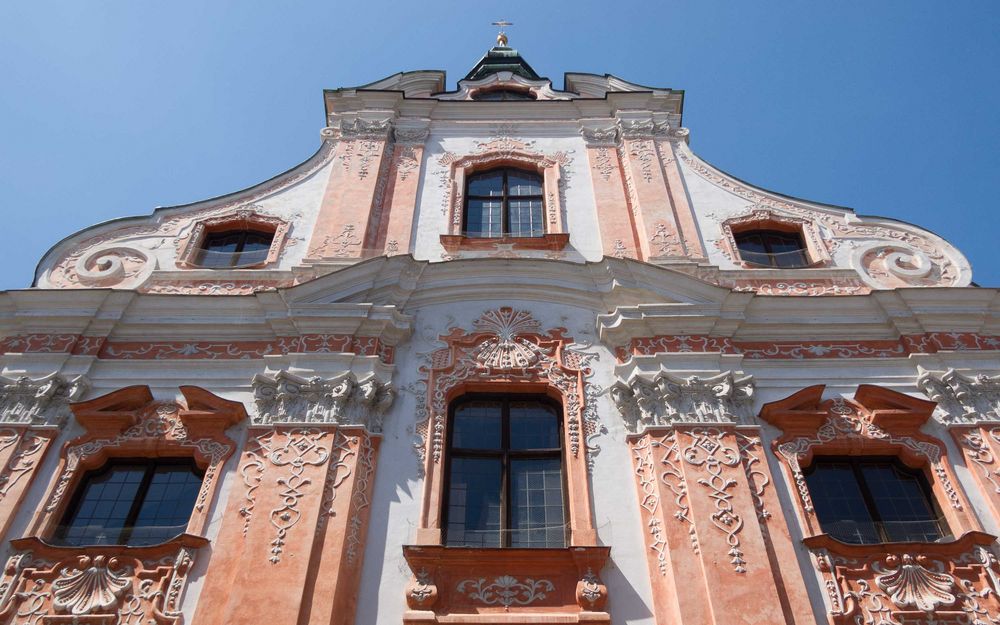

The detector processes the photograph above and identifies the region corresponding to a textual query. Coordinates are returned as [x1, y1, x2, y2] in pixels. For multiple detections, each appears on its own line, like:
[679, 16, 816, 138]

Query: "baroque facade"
[1, 36, 999, 625]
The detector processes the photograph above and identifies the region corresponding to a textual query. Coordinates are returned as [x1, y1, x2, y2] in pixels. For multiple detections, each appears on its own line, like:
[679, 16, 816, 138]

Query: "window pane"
[510, 402, 560, 450]
[56, 464, 147, 546]
[452, 402, 502, 450]
[511, 458, 565, 548]
[508, 199, 543, 238]
[465, 199, 503, 238]
[861, 463, 944, 543]
[129, 463, 203, 546]
[467, 171, 504, 197]
[805, 461, 880, 544]
[507, 172, 543, 196]
[445, 457, 502, 547]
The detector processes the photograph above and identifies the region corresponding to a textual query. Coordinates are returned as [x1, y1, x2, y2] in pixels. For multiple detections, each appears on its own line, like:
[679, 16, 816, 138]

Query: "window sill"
[440, 233, 570, 253]
[11, 532, 210, 558]
[402, 544, 610, 622]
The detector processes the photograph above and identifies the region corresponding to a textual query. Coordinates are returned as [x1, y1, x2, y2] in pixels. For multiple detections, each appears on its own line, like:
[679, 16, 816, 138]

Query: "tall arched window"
[443, 395, 566, 548]
[464, 168, 544, 238]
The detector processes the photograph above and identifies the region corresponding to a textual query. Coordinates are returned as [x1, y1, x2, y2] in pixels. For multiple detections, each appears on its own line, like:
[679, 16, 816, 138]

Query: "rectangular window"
[444, 397, 565, 548]
[804, 457, 948, 544]
[53, 458, 204, 547]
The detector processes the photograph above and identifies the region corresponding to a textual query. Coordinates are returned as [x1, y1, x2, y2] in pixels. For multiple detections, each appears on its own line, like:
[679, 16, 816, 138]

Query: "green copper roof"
[464, 46, 540, 81]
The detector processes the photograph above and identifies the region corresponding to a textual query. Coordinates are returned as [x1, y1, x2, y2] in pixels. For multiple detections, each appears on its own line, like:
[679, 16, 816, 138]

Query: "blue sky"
[1, 1, 997, 289]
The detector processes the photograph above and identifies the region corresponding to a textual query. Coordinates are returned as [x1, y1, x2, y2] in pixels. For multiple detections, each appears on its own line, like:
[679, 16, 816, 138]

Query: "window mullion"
[502, 170, 510, 237]
[121, 463, 155, 545]
[854, 461, 890, 543]
[501, 398, 511, 548]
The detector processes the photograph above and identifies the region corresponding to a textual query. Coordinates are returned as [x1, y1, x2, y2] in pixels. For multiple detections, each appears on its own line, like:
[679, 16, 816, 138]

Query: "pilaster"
[579, 123, 639, 260]
[614, 371, 814, 625]
[193, 370, 393, 625]
[0, 374, 88, 540]
[306, 117, 395, 262]
[380, 124, 431, 255]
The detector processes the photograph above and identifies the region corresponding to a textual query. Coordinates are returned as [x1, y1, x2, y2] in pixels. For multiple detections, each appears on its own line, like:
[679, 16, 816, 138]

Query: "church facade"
[1, 38, 999, 625]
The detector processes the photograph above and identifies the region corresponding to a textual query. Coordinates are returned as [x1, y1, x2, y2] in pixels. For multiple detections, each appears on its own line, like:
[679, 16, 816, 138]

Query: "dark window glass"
[196, 229, 274, 268]
[804, 457, 948, 544]
[471, 89, 536, 101]
[444, 396, 565, 548]
[464, 168, 544, 238]
[54, 459, 204, 547]
[734, 230, 809, 268]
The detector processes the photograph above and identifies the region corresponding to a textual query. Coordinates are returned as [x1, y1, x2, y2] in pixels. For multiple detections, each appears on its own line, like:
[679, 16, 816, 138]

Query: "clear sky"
[1, 1, 997, 290]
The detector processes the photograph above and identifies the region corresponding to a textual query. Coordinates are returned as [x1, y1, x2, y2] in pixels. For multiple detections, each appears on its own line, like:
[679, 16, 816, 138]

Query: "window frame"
[195, 228, 276, 268]
[53, 456, 205, 547]
[175, 209, 290, 270]
[442, 393, 568, 548]
[733, 228, 809, 269]
[462, 167, 546, 239]
[803, 454, 949, 544]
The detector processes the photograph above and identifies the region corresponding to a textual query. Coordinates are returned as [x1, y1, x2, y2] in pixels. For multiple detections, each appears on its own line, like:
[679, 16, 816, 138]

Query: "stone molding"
[251, 369, 394, 432]
[611, 370, 754, 433]
[0, 373, 89, 426]
[917, 367, 1000, 425]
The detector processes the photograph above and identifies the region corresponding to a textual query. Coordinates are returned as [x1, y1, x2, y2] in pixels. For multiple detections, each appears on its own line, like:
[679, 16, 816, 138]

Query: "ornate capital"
[340, 118, 393, 139]
[580, 125, 619, 147]
[251, 370, 394, 432]
[0, 374, 89, 426]
[611, 370, 754, 433]
[618, 118, 655, 139]
[918, 367, 1000, 425]
[394, 127, 430, 144]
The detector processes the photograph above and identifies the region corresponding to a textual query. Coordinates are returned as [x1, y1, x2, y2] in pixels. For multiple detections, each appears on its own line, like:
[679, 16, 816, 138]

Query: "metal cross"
[492, 20, 512, 46]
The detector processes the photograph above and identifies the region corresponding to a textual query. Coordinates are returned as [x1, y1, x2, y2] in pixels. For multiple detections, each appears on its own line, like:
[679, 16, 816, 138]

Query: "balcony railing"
[738, 248, 811, 269]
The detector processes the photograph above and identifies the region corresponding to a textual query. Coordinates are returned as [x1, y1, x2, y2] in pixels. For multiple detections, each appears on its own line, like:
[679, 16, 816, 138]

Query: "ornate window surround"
[175, 208, 290, 269]
[0, 385, 244, 625]
[27, 385, 245, 540]
[439, 151, 569, 252]
[405, 308, 608, 624]
[718, 207, 831, 269]
[760, 384, 978, 541]
[759, 385, 1000, 625]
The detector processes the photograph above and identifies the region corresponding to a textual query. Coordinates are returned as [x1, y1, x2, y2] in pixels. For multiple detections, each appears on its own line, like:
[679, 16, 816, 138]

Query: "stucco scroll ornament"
[580, 126, 620, 147]
[611, 370, 755, 434]
[51, 555, 133, 615]
[251, 370, 394, 432]
[917, 367, 1000, 425]
[414, 308, 599, 470]
[874, 554, 957, 612]
[73, 245, 154, 288]
[0, 374, 89, 426]
[682, 430, 747, 573]
[260, 430, 331, 563]
[457, 575, 555, 610]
